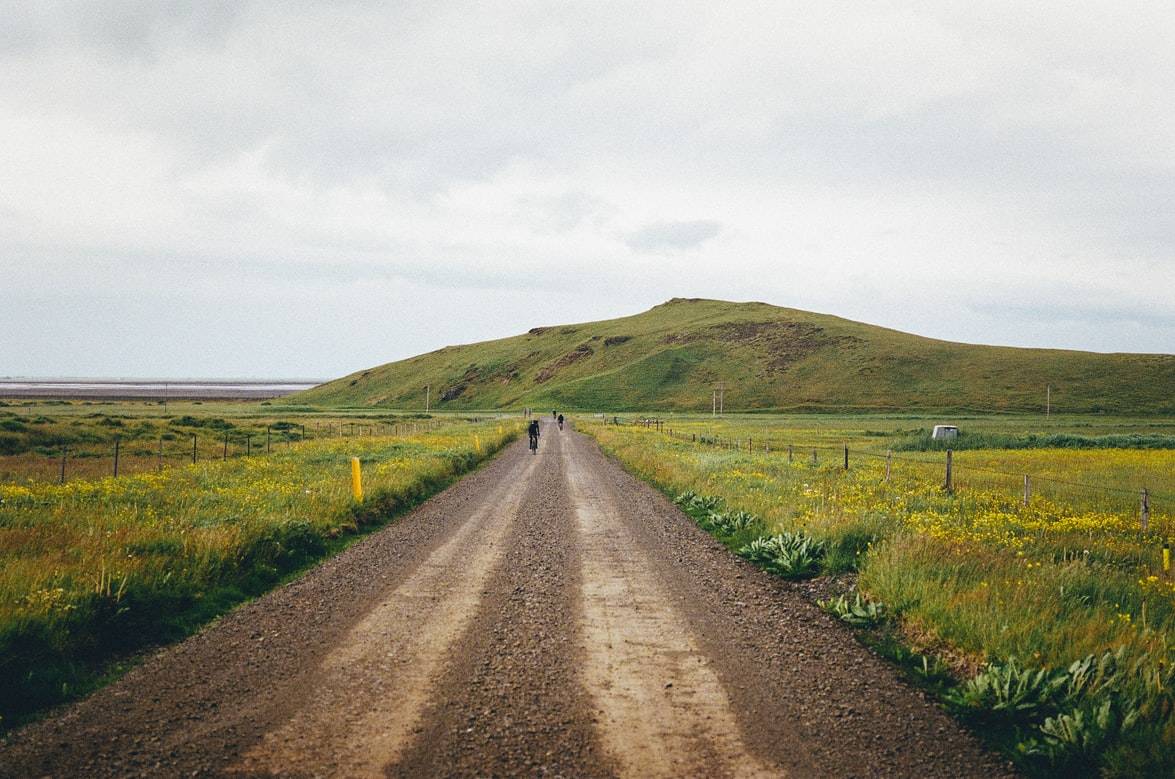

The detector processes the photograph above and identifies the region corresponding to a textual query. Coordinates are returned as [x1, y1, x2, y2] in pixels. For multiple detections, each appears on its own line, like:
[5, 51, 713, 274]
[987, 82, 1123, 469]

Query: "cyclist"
[528, 419, 540, 453]
[557, 413, 564, 430]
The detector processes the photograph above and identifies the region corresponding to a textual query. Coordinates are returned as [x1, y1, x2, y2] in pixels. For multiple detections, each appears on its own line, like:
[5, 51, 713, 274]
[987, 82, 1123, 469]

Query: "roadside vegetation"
[586, 417, 1175, 777]
[0, 416, 518, 731]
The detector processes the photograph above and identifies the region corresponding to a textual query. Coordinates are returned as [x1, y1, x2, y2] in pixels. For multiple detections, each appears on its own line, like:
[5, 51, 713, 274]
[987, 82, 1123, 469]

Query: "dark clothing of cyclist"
[557, 414, 564, 430]
[528, 420, 540, 450]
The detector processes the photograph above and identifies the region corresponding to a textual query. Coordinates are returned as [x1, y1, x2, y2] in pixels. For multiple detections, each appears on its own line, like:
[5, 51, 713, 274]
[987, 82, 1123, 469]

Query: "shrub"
[737, 532, 825, 578]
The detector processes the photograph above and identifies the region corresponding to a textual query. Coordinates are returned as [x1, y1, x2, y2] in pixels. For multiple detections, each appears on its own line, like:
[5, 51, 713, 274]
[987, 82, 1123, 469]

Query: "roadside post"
[944, 449, 954, 493]
[351, 457, 364, 502]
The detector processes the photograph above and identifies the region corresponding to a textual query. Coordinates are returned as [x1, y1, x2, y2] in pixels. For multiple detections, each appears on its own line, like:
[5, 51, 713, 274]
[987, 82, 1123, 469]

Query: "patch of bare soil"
[534, 344, 594, 383]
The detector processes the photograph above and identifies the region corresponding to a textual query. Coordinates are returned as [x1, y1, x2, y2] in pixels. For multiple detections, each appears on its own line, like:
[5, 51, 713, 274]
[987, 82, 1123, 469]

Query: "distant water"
[0, 379, 324, 399]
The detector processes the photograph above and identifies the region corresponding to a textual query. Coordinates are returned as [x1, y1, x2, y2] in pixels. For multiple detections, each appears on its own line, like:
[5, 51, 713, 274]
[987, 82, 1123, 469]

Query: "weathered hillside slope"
[293, 299, 1175, 413]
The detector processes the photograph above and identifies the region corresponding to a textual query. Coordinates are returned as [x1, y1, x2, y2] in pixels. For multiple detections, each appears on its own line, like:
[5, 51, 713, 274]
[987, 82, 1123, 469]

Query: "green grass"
[292, 298, 1175, 414]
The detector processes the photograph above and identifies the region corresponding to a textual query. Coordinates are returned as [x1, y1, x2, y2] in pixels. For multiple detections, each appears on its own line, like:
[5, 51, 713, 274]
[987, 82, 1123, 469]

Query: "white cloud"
[1, 1, 1172, 377]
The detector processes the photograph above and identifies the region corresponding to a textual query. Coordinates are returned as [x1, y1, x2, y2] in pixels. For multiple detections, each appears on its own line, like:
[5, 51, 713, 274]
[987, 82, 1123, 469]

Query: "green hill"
[292, 298, 1175, 414]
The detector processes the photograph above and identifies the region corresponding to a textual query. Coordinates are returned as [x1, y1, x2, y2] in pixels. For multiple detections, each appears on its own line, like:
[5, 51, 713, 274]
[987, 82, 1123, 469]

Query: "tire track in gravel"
[231, 449, 541, 777]
[389, 423, 616, 778]
[567, 449, 784, 778]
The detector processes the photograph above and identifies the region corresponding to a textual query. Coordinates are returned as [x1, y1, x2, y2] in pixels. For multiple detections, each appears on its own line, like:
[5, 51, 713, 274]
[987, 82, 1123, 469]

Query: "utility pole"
[425, 384, 430, 414]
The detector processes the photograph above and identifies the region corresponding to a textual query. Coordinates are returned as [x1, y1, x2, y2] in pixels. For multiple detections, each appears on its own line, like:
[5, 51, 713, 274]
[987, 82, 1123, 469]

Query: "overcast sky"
[2, 1, 1173, 379]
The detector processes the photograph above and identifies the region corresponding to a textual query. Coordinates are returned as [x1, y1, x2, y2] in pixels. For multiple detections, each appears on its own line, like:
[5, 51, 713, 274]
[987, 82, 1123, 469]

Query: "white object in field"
[931, 425, 959, 440]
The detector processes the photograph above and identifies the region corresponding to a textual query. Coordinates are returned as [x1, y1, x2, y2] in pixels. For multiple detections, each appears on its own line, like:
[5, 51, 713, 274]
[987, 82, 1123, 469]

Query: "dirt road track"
[1, 422, 1015, 778]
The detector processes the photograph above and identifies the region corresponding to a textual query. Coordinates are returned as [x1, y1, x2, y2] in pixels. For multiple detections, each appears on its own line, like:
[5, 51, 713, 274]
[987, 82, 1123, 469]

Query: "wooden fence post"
[1023, 475, 1031, 505]
[223, 432, 228, 460]
[267, 426, 272, 454]
[944, 449, 953, 493]
[1141, 488, 1150, 534]
[192, 434, 197, 464]
[113, 437, 120, 477]
[788, 445, 793, 463]
[843, 445, 849, 470]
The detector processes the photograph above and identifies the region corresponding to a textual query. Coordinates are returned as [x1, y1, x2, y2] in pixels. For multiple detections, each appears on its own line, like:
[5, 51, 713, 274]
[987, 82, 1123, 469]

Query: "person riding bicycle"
[528, 419, 540, 452]
[557, 413, 564, 430]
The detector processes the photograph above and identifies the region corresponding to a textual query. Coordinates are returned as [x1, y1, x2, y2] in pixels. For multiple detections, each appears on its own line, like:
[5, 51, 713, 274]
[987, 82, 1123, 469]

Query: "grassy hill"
[292, 299, 1175, 414]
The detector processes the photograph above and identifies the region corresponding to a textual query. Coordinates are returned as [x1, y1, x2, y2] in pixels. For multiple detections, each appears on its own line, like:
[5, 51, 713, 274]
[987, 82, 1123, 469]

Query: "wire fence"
[0, 419, 451, 485]
[612, 417, 1172, 541]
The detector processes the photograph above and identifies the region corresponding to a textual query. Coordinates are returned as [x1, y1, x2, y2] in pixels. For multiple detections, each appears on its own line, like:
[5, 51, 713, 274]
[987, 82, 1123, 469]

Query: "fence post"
[113, 437, 120, 477]
[843, 445, 849, 470]
[351, 457, 363, 502]
[267, 426, 272, 454]
[944, 449, 953, 493]
[788, 445, 793, 463]
[158, 437, 163, 472]
[1023, 475, 1031, 506]
[192, 434, 197, 464]
[246, 437, 251, 456]
[301, 424, 306, 441]
[885, 450, 892, 482]
[223, 432, 228, 460]
[60, 446, 67, 484]
[1141, 488, 1150, 534]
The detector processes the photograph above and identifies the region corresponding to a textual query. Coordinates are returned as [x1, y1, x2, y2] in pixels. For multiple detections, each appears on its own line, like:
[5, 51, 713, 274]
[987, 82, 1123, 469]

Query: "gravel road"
[0, 421, 1015, 778]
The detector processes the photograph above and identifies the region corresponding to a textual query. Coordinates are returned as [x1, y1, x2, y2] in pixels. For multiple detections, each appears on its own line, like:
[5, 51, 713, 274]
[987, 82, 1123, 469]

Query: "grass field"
[0, 398, 486, 483]
[0, 407, 519, 730]
[583, 414, 1175, 777]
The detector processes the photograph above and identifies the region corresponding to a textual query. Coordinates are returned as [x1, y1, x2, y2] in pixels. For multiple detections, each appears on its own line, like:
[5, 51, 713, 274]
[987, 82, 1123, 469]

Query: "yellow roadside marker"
[351, 457, 363, 502]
